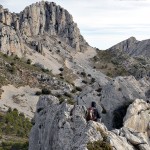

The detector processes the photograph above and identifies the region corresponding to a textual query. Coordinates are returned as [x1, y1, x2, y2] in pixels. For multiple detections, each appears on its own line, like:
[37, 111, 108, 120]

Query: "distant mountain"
[108, 36, 150, 58]
[91, 36, 150, 79]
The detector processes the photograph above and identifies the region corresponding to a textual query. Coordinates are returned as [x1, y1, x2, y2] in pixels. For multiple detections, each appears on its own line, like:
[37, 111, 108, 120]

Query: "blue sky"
[1, 0, 150, 49]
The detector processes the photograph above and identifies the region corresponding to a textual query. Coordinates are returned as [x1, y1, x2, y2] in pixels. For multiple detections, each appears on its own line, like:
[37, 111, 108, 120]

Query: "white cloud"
[1, 0, 150, 49]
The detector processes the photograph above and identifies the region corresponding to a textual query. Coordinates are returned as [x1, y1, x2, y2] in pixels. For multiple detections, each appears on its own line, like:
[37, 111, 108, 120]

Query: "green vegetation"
[87, 127, 112, 150]
[41, 88, 51, 95]
[80, 72, 86, 77]
[0, 76, 8, 87]
[0, 141, 28, 150]
[35, 91, 42, 95]
[64, 92, 72, 98]
[0, 52, 53, 88]
[35, 88, 51, 95]
[0, 108, 32, 137]
[75, 86, 82, 92]
[92, 50, 129, 78]
[27, 59, 32, 64]
[57, 93, 75, 105]
[0, 109, 32, 150]
[87, 140, 112, 150]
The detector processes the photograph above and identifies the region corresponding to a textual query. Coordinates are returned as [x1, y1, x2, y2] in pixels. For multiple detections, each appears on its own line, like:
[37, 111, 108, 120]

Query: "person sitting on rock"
[86, 101, 101, 122]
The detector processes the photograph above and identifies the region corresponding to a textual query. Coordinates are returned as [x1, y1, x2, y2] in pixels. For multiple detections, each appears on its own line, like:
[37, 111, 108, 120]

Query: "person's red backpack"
[86, 107, 97, 121]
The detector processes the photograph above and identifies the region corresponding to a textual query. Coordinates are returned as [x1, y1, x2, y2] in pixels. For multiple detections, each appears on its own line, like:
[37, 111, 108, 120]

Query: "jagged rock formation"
[77, 76, 150, 129]
[108, 36, 150, 58]
[110, 99, 150, 150]
[124, 99, 150, 148]
[29, 95, 104, 150]
[29, 96, 150, 150]
[0, 1, 87, 55]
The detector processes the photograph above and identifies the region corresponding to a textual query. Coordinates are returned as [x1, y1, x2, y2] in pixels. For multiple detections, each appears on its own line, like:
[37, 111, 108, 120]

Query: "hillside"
[0, 1, 150, 150]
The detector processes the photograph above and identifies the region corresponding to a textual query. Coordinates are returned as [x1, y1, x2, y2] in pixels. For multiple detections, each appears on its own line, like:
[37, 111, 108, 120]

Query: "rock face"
[100, 76, 150, 129]
[0, 1, 87, 56]
[78, 76, 150, 129]
[29, 95, 104, 150]
[124, 99, 150, 144]
[29, 96, 150, 150]
[108, 36, 150, 58]
[19, 1, 87, 50]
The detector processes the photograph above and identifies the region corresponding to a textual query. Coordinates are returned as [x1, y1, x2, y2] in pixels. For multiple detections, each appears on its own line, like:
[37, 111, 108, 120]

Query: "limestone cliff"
[0, 1, 88, 56]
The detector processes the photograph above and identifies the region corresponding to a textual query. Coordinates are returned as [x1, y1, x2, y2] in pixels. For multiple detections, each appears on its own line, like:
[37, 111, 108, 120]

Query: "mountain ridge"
[108, 36, 150, 58]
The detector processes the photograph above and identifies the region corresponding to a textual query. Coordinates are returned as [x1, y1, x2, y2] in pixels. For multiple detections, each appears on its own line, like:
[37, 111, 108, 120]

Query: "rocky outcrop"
[0, 1, 87, 56]
[124, 99, 150, 145]
[101, 76, 150, 129]
[0, 24, 24, 56]
[19, 1, 87, 51]
[29, 96, 150, 150]
[29, 95, 105, 150]
[77, 76, 150, 129]
[108, 36, 150, 58]
[109, 99, 150, 150]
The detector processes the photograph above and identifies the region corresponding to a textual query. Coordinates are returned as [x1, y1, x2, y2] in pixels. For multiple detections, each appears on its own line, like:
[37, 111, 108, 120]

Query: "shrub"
[10, 62, 15, 66]
[41, 88, 51, 95]
[118, 88, 122, 91]
[64, 92, 72, 98]
[106, 72, 112, 77]
[35, 91, 42, 95]
[71, 89, 77, 93]
[87, 140, 112, 150]
[0, 141, 29, 150]
[67, 99, 75, 105]
[59, 68, 64, 71]
[14, 55, 20, 61]
[59, 98, 65, 104]
[41, 68, 49, 73]
[87, 74, 91, 77]
[93, 56, 98, 62]
[27, 59, 32, 64]
[0, 109, 32, 138]
[3, 54, 8, 58]
[91, 78, 95, 83]
[96, 88, 102, 93]
[7, 65, 16, 74]
[57, 50, 60, 53]
[75, 87, 82, 92]
[97, 93, 101, 97]
[82, 80, 87, 84]
[59, 73, 63, 76]
[56, 94, 62, 98]
[60, 76, 64, 80]
[37, 108, 43, 113]
[81, 72, 86, 77]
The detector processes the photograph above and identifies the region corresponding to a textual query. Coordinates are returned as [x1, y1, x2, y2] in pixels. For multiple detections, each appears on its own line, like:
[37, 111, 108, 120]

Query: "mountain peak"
[0, 1, 87, 54]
